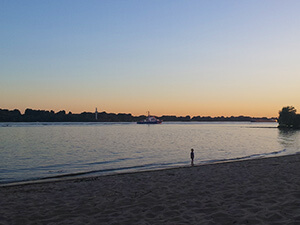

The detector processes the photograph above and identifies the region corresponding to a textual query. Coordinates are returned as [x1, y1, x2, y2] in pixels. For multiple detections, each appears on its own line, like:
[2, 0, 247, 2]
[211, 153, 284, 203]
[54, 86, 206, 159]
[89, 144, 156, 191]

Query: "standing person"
[190, 148, 194, 166]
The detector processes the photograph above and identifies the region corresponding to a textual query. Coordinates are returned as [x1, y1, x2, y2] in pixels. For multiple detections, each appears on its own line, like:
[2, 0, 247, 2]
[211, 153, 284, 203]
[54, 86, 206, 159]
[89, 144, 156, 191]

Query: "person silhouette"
[190, 148, 194, 166]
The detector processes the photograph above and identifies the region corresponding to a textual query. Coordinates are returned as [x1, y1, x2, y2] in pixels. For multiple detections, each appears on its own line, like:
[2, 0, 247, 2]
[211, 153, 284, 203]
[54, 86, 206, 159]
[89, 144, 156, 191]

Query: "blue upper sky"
[1, 0, 300, 116]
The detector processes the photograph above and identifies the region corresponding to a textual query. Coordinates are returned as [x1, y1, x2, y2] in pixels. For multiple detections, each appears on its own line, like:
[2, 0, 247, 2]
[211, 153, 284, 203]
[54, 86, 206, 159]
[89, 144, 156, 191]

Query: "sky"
[1, 0, 300, 117]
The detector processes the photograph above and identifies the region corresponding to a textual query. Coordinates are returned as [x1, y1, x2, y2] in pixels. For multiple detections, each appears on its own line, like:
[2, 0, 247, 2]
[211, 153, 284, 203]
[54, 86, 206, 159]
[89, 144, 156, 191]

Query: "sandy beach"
[1, 154, 299, 225]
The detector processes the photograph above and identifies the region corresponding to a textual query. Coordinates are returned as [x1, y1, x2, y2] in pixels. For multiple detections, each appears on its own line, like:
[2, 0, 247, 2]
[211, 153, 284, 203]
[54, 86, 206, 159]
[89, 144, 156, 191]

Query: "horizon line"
[0, 108, 278, 119]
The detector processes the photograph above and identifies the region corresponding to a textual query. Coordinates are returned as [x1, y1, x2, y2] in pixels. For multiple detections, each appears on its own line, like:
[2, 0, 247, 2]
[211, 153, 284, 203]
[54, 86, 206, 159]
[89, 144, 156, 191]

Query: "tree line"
[0, 109, 138, 122]
[0, 108, 277, 123]
[278, 106, 300, 129]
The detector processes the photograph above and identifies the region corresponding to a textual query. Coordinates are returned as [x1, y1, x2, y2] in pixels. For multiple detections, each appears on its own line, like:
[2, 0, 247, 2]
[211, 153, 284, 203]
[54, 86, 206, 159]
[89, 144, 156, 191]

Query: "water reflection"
[278, 128, 300, 154]
[1, 122, 299, 184]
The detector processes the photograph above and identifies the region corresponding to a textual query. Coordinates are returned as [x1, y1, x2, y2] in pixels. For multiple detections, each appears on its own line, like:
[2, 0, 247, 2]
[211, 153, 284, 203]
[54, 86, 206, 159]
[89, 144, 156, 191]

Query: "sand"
[1, 154, 300, 225]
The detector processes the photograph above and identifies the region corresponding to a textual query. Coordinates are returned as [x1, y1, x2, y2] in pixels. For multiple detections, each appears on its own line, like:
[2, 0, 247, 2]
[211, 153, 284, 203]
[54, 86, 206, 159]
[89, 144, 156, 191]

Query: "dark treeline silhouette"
[278, 106, 300, 129]
[0, 108, 277, 123]
[0, 109, 140, 122]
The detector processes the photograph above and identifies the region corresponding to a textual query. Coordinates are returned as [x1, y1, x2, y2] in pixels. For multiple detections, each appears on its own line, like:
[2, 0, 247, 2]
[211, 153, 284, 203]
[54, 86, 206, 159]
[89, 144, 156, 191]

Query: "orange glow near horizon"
[2, 100, 293, 118]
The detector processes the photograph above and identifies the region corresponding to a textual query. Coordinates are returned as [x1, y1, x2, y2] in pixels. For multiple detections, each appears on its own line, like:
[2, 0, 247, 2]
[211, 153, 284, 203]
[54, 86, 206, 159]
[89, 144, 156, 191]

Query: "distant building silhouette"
[95, 108, 98, 120]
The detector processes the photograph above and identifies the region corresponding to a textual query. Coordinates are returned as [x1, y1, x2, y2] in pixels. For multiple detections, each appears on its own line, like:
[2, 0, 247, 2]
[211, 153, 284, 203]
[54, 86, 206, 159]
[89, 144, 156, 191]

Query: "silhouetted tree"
[0, 109, 21, 121]
[278, 106, 299, 128]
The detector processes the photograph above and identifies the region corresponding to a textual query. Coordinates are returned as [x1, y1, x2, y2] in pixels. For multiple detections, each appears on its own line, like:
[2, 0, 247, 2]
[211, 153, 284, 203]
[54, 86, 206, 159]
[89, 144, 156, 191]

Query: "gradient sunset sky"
[1, 0, 300, 117]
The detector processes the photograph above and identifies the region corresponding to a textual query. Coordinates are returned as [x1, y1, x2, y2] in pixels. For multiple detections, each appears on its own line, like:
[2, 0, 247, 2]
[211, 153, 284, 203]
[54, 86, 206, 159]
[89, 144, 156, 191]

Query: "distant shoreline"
[0, 108, 277, 123]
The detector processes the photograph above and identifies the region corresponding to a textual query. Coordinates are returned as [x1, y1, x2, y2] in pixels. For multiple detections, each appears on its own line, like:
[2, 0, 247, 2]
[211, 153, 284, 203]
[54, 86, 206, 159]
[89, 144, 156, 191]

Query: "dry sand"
[1, 154, 300, 225]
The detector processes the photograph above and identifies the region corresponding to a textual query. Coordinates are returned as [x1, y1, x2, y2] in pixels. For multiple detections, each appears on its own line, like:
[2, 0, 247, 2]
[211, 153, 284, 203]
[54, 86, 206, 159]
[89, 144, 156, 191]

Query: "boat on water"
[137, 112, 162, 124]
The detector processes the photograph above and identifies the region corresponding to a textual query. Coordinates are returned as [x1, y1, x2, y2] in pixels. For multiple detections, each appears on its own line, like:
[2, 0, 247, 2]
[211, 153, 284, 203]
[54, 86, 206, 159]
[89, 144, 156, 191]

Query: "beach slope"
[1, 154, 300, 224]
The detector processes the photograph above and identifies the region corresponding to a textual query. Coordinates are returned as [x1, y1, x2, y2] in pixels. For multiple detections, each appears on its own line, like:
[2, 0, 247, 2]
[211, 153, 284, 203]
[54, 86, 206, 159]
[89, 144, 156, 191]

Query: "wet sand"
[1, 154, 300, 225]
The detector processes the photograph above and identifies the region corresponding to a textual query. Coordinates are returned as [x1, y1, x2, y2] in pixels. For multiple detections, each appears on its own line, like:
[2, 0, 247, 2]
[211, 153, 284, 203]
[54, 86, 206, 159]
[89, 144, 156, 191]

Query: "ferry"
[137, 112, 162, 124]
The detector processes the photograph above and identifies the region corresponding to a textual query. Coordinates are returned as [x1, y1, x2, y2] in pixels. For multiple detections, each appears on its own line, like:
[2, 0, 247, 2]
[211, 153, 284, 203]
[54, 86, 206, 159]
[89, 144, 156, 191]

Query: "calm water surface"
[0, 122, 299, 184]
